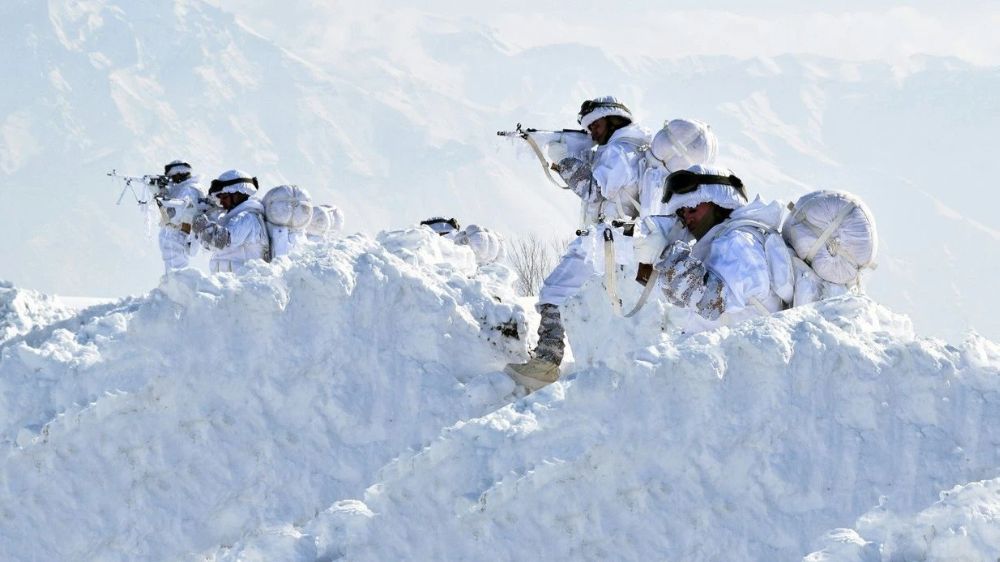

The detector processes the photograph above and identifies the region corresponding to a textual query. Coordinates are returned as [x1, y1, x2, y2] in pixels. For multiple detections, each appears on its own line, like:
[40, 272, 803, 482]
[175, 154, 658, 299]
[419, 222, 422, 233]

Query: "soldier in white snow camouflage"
[157, 160, 205, 271]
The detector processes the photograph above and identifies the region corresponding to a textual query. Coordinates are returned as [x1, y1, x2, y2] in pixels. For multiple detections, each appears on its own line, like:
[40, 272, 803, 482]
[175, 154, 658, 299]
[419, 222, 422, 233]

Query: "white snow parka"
[581, 123, 651, 224]
[203, 198, 270, 273]
[657, 198, 787, 333]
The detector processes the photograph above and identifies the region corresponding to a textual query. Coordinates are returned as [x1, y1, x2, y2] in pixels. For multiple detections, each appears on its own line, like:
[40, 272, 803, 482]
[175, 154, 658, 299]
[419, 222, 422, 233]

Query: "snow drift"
[0, 281, 74, 344]
[2, 231, 1000, 561]
[0, 230, 526, 561]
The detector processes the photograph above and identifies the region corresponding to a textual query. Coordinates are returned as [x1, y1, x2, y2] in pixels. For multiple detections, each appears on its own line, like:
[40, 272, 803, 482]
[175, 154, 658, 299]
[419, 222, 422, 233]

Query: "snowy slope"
[807, 478, 1000, 561]
[0, 232, 527, 561]
[3, 231, 1000, 561]
[1, 1, 997, 342]
[202, 293, 1000, 561]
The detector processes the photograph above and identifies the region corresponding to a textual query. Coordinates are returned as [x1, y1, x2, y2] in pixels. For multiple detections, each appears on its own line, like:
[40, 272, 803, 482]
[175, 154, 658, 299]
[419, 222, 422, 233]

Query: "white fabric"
[263, 185, 313, 229]
[306, 205, 344, 239]
[639, 120, 718, 217]
[650, 119, 718, 173]
[454, 224, 505, 265]
[538, 224, 636, 307]
[267, 224, 308, 259]
[664, 198, 786, 333]
[578, 95, 633, 129]
[208, 199, 269, 273]
[580, 123, 651, 224]
[216, 169, 258, 197]
[159, 178, 204, 227]
[782, 190, 878, 285]
[158, 227, 194, 271]
[634, 215, 690, 264]
[538, 236, 593, 307]
[164, 160, 192, 176]
[661, 164, 749, 216]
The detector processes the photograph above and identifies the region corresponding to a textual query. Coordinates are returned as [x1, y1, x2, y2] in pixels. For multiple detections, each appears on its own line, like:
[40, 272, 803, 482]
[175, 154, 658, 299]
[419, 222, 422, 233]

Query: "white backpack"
[743, 190, 878, 308]
[261, 185, 314, 259]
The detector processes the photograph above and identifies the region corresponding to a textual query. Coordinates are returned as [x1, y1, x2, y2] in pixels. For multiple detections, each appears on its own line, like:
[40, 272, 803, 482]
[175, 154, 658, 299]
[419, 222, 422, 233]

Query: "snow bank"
[806, 478, 1000, 561]
[209, 294, 1000, 561]
[0, 280, 74, 344]
[0, 230, 527, 561]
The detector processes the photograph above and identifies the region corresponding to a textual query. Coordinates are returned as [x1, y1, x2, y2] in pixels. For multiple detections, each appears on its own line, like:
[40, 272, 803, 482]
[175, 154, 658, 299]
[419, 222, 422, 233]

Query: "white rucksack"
[307, 204, 345, 239]
[262, 185, 313, 229]
[261, 185, 313, 259]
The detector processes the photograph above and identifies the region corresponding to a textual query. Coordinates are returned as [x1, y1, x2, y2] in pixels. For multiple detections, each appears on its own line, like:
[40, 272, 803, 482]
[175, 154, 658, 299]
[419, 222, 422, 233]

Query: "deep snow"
[2, 232, 999, 561]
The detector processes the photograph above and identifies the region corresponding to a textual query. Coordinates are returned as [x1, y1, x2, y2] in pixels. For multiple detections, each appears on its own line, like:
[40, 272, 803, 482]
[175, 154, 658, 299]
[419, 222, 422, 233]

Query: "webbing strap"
[804, 203, 855, 263]
[604, 228, 622, 315]
[749, 296, 771, 316]
[623, 269, 659, 318]
[523, 133, 571, 190]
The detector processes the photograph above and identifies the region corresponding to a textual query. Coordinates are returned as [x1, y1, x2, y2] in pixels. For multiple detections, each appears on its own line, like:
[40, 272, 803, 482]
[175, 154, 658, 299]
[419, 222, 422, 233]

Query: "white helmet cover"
[164, 160, 192, 176]
[213, 169, 258, 197]
[662, 164, 749, 216]
[577, 95, 633, 129]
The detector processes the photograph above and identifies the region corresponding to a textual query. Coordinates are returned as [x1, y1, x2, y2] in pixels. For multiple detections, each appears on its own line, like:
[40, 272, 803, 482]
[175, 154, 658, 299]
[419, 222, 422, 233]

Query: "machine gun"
[106, 170, 170, 206]
[497, 123, 594, 190]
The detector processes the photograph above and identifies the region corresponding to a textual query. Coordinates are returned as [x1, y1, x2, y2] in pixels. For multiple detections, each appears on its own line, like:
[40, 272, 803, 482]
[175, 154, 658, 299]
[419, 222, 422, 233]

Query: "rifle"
[106, 170, 170, 206]
[497, 123, 594, 190]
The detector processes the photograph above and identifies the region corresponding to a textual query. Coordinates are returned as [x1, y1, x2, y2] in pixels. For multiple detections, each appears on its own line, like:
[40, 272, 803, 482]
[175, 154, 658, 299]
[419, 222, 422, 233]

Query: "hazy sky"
[209, 1, 1000, 67]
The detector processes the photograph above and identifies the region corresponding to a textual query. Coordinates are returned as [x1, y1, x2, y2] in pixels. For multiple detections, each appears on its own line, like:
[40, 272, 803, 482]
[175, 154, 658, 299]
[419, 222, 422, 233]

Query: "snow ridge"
[0, 231, 526, 561]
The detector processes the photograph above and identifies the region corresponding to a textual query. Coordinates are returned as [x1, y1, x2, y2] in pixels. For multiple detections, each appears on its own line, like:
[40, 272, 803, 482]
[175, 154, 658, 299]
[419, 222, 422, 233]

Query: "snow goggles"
[420, 217, 460, 235]
[662, 170, 747, 204]
[164, 161, 191, 175]
[210, 176, 259, 193]
[577, 100, 631, 124]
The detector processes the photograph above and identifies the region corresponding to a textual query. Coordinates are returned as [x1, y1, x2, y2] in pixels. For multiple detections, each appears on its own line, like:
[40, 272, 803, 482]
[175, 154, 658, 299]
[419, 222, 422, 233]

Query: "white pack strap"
[623, 269, 659, 318]
[603, 227, 623, 315]
[804, 202, 856, 263]
[749, 296, 771, 316]
[524, 133, 572, 191]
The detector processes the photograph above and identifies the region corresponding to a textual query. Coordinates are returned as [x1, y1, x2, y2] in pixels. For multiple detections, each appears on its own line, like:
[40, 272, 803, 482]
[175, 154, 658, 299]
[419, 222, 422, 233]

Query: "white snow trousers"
[159, 227, 192, 271]
[538, 236, 593, 307]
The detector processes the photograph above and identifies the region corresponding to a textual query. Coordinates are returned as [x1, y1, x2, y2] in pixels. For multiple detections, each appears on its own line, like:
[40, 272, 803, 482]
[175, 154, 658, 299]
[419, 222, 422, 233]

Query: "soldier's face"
[218, 193, 237, 210]
[588, 117, 613, 145]
[677, 202, 723, 240]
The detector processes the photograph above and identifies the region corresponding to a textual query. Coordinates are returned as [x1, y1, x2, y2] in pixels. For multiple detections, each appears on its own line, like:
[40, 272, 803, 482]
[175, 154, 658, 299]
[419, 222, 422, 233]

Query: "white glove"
[191, 213, 212, 235]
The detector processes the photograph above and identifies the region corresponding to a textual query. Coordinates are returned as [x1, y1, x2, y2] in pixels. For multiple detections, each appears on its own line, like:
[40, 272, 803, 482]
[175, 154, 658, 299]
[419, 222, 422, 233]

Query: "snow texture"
[0, 231, 526, 561]
[6, 231, 997, 561]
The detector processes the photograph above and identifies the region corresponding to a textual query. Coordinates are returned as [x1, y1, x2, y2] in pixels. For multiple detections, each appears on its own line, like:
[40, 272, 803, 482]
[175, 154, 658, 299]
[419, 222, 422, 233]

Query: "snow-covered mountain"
[1, 0, 997, 342]
[1, 237, 998, 561]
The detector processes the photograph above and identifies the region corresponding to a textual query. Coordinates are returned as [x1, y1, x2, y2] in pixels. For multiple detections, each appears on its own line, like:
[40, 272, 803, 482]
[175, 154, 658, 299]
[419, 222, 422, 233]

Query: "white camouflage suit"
[195, 171, 270, 274]
[538, 122, 650, 308]
[203, 198, 269, 273]
[158, 177, 204, 271]
[655, 167, 786, 333]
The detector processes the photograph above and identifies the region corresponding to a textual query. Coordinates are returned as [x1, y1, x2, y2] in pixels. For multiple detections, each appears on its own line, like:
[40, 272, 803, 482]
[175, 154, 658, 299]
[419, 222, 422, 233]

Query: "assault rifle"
[106, 170, 170, 206]
[497, 123, 594, 190]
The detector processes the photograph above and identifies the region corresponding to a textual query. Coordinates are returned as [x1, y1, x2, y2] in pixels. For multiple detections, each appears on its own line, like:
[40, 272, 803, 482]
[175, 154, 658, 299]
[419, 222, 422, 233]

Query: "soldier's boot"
[504, 304, 564, 391]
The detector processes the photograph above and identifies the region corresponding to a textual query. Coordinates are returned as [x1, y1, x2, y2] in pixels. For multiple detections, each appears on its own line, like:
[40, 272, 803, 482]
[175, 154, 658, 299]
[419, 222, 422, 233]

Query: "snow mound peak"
[0, 280, 73, 344]
[0, 231, 526, 561]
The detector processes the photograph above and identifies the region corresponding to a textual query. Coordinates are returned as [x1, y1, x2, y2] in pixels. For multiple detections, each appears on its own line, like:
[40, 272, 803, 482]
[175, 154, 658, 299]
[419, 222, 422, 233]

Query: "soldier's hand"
[636, 263, 653, 285]
[191, 214, 211, 235]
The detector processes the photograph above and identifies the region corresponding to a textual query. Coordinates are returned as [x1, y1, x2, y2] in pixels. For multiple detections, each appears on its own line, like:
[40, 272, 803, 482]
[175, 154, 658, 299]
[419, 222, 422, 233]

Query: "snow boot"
[504, 304, 564, 391]
[504, 358, 560, 391]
